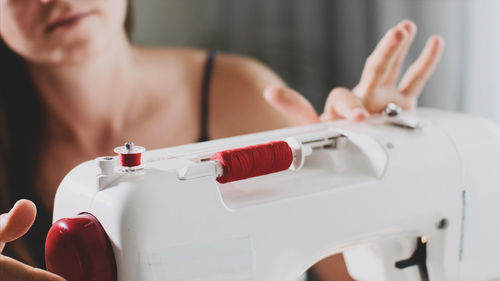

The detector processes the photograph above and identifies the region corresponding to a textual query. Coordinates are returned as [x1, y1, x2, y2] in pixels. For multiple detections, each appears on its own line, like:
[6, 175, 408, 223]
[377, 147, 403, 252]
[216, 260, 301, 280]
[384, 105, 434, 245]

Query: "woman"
[0, 0, 444, 280]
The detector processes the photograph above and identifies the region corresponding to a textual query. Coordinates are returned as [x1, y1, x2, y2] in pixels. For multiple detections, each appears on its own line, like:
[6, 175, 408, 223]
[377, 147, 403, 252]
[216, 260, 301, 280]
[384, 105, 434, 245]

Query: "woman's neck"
[26, 33, 141, 152]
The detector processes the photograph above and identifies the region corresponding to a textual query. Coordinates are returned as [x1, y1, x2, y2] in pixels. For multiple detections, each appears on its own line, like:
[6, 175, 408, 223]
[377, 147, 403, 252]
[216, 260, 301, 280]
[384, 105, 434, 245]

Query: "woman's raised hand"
[264, 20, 444, 125]
[0, 200, 65, 281]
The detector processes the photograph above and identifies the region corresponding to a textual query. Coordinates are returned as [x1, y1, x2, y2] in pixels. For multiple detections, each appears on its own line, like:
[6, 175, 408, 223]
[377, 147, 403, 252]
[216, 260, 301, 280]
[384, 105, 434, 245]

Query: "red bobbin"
[114, 142, 146, 168]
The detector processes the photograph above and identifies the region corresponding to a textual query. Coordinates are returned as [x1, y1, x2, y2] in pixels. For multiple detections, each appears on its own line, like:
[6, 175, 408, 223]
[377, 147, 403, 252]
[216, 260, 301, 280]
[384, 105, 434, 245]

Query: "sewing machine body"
[51, 109, 500, 281]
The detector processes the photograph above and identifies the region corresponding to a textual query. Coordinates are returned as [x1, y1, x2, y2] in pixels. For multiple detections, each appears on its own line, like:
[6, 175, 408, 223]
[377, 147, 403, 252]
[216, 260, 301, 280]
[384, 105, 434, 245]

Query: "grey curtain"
[132, 0, 500, 123]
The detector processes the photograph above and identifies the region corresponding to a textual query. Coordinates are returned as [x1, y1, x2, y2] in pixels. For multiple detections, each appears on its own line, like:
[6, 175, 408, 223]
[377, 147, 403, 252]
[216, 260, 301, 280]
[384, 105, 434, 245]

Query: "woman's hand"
[264, 20, 445, 124]
[0, 200, 65, 281]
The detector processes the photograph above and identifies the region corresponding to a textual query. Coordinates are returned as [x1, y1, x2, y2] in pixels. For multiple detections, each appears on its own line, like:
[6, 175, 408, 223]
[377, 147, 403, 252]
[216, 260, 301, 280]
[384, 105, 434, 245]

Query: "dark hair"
[0, 0, 134, 266]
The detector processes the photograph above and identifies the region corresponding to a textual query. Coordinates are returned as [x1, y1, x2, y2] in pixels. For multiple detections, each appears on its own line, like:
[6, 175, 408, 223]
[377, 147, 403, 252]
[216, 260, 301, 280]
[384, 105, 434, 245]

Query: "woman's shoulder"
[132, 45, 272, 75]
[208, 52, 294, 137]
[131, 46, 206, 84]
[131, 45, 293, 138]
[130, 46, 271, 94]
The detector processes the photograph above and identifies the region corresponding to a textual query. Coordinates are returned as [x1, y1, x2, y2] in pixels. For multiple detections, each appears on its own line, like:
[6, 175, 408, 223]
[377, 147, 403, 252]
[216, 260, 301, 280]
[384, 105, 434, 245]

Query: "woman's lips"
[45, 12, 94, 34]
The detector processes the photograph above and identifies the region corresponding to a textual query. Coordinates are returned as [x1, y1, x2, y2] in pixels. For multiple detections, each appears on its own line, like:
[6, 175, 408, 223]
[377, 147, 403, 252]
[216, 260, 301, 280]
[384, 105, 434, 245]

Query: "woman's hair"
[0, 0, 134, 266]
[0, 37, 46, 266]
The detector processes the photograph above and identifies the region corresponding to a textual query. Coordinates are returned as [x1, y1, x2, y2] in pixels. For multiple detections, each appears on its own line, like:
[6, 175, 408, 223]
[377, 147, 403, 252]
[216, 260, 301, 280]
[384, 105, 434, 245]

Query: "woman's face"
[0, 0, 128, 64]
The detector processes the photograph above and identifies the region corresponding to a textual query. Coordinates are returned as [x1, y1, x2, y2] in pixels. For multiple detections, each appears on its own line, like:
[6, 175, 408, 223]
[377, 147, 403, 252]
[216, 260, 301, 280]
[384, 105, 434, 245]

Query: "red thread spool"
[114, 142, 146, 168]
[211, 141, 293, 183]
[118, 153, 142, 167]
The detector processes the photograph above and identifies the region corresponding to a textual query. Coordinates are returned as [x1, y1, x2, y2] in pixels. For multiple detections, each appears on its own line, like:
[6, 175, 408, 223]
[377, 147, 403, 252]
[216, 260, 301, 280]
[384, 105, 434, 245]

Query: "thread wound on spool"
[211, 141, 293, 183]
[114, 142, 146, 168]
[119, 153, 142, 167]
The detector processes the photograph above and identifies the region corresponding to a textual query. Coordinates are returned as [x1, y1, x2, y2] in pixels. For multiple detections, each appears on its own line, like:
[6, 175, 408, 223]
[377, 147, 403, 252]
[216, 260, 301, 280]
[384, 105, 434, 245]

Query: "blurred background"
[130, 0, 500, 123]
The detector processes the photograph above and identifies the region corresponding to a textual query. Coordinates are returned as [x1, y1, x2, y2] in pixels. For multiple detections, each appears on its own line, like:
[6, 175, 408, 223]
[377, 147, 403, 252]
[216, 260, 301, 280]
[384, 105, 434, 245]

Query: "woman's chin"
[35, 32, 114, 65]
[39, 20, 108, 63]
[24, 39, 98, 66]
[21, 18, 126, 66]
[48, 44, 94, 65]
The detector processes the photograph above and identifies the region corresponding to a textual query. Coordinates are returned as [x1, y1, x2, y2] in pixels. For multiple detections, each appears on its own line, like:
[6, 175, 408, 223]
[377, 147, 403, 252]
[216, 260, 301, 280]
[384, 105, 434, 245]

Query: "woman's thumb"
[0, 200, 37, 243]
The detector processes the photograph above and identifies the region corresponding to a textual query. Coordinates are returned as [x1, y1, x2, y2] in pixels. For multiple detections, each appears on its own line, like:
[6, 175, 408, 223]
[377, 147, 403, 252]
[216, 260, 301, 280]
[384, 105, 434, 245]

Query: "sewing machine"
[45, 108, 500, 281]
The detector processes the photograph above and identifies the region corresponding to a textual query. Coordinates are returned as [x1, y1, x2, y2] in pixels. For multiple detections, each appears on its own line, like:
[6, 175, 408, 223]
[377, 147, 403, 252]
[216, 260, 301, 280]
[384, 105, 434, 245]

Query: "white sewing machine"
[45, 108, 500, 281]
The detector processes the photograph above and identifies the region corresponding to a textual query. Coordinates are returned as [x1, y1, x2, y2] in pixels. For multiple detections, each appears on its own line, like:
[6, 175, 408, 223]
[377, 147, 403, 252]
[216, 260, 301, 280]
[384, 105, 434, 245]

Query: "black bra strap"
[199, 50, 216, 142]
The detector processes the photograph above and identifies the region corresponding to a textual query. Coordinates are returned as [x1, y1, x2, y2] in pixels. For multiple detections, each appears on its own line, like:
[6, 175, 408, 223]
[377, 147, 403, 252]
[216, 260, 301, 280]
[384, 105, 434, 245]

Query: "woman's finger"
[263, 86, 320, 125]
[382, 20, 417, 86]
[0, 200, 36, 247]
[0, 255, 66, 281]
[357, 26, 408, 96]
[398, 35, 445, 97]
[320, 87, 369, 122]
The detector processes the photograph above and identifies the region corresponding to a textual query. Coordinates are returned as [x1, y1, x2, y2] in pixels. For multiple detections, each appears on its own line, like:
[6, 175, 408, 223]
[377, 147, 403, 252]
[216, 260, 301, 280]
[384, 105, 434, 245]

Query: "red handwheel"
[45, 213, 117, 281]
